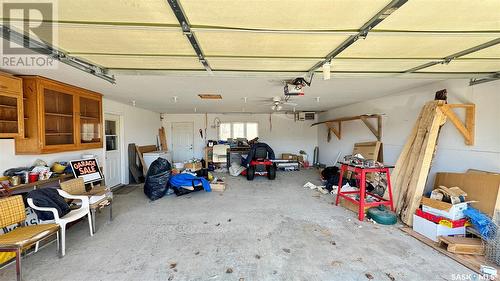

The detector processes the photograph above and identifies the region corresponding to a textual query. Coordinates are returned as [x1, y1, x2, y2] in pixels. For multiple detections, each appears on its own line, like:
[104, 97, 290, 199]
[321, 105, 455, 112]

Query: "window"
[218, 122, 258, 140]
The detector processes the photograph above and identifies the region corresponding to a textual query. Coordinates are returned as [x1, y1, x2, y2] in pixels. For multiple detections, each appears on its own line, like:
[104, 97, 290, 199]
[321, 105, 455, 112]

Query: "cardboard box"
[434, 172, 500, 217]
[281, 153, 298, 160]
[184, 162, 202, 171]
[412, 214, 465, 242]
[210, 180, 225, 192]
[352, 141, 383, 161]
[421, 197, 470, 221]
[339, 197, 370, 214]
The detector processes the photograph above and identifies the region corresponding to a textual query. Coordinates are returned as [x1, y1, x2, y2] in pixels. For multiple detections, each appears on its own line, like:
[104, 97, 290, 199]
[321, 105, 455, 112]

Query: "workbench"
[335, 162, 395, 221]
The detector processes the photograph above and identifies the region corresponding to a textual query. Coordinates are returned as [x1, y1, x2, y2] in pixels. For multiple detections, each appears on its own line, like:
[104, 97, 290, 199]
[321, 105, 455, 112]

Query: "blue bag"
[169, 173, 211, 195]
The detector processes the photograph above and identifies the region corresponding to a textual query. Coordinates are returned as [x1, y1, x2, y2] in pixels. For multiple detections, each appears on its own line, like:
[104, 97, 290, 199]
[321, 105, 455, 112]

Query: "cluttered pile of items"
[143, 157, 225, 202]
[405, 171, 500, 276]
[1, 159, 73, 195]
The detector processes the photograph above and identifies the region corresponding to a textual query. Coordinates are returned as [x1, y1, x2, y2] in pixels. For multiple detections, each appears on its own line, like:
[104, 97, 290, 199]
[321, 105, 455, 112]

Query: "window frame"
[218, 121, 259, 140]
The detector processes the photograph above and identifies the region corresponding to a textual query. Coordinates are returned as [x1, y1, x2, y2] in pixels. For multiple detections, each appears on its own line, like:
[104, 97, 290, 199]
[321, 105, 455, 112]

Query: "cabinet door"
[0, 93, 23, 138]
[42, 87, 76, 147]
[79, 96, 102, 147]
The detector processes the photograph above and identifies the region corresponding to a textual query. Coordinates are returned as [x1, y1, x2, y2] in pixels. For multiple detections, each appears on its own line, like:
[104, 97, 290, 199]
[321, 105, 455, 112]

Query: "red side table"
[335, 162, 395, 221]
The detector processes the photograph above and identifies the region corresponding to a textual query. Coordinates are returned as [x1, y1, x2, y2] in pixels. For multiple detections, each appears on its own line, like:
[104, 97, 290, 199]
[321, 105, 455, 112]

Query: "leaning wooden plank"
[138, 145, 157, 154]
[128, 143, 143, 183]
[400, 227, 499, 274]
[159, 127, 168, 151]
[135, 145, 148, 175]
[391, 101, 430, 204]
[401, 102, 447, 225]
[393, 102, 435, 212]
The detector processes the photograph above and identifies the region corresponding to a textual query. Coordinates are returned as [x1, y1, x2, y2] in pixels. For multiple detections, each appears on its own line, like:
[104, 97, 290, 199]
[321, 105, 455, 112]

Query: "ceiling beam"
[469, 71, 500, 86]
[306, 0, 408, 75]
[166, 0, 212, 73]
[404, 38, 500, 73]
[1, 25, 115, 83]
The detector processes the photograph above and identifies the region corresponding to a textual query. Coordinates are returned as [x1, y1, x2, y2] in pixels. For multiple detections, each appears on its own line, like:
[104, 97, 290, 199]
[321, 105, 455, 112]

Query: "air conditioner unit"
[297, 112, 315, 121]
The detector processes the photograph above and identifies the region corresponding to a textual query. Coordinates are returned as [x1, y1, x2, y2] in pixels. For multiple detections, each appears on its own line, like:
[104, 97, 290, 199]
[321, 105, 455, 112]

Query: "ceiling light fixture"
[322, 61, 331, 80]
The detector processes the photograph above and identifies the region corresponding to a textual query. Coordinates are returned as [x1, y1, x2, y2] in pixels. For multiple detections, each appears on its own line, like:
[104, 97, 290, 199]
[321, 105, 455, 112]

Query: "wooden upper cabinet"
[15, 76, 103, 154]
[78, 94, 102, 148]
[0, 72, 24, 138]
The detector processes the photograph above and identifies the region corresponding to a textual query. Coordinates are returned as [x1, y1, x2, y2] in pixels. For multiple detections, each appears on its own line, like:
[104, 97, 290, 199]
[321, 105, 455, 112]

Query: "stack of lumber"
[391, 100, 447, 226]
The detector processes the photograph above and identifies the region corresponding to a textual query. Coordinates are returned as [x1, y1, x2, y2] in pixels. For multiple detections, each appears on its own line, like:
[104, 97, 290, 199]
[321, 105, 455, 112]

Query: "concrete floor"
[1, 170, 473, 281]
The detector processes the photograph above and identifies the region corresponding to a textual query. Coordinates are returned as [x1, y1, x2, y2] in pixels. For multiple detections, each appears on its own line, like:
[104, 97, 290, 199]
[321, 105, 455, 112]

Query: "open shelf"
[45, 132, 73, 136]
[0, 104, 16, 109]
[0, 90, 21, 137]
[80, 115, 99, 120]
[45, 112, 73, 118]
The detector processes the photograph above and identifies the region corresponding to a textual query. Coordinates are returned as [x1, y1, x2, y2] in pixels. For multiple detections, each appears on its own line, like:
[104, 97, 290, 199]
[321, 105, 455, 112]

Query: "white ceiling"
[1, 55, 442, 113]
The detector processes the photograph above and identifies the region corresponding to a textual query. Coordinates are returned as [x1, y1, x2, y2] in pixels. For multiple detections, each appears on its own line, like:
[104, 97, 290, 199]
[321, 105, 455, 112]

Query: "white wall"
[103, 99, 161, 184]
[0, 98, 161, 184]
[317, 79, 500, 192]
[162, 113, 318, 162]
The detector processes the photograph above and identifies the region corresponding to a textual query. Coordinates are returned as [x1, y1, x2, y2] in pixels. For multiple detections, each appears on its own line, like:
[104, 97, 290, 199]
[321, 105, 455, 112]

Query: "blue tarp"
[169, 173, 211, 192]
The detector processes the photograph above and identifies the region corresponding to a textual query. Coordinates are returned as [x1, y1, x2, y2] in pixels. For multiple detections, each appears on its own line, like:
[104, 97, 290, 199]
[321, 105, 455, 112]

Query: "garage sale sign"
[70, 158, 103, 183]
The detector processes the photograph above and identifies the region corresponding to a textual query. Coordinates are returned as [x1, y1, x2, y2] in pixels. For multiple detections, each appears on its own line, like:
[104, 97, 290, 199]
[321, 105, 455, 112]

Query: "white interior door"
[105, 114, 122, 187]
[172, 122, 194, 162]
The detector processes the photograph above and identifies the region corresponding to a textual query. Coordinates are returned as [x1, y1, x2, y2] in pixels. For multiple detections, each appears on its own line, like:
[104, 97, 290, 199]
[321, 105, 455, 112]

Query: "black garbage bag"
[321, 166, 339, 180]
[144, 158, 172, 201]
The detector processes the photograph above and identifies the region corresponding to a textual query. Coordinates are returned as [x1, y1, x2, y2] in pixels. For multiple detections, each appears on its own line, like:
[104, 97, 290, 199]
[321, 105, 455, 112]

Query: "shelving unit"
[0, 72, 24, 138]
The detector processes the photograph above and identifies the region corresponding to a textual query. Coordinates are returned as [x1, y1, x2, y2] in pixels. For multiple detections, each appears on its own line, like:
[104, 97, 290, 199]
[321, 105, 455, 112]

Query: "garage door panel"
[57, 0, 178, 25]
[462, 45, 500, 59]
[180, 0, 391, 30]
[78, 55, 203, 70]
[329, 59, 431, 72]
[39, 26, 195, 55]
[196, 31, 349, 57]
[374, 0, 500, 32]
[417, 60, 500, 73]
[338, 35, 499, 59]
[208, 57, 317, 71]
